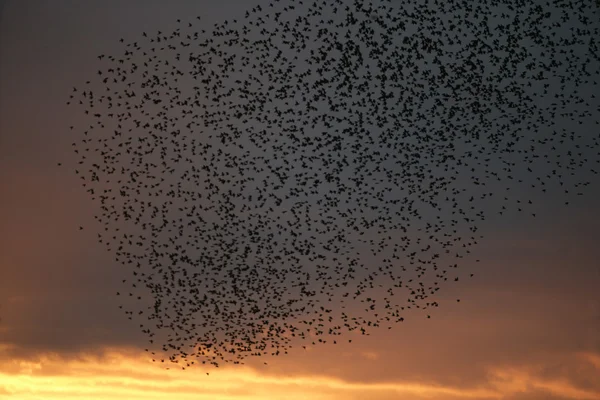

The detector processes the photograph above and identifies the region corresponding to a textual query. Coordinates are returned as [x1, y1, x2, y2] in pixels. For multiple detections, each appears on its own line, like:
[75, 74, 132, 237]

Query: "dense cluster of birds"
[62, 0, 599, 369]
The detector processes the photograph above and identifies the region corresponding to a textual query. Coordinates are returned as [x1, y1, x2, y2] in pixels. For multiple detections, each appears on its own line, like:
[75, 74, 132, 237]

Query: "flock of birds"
[62, 0, 599, 369]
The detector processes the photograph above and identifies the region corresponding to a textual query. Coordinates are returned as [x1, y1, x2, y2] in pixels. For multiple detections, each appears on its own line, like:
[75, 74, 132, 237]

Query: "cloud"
[361, 351, 379, 360]
[583, 352, 600, 369]
[484, 352, 600, 400]
[0, 347, 598, 400]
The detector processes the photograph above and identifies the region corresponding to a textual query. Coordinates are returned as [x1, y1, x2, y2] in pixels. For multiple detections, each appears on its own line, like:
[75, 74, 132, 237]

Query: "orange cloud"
[581, 352, 600, 369]
[484, 352, 600, 400]
[0, 346, 598, 400]
[0, 346, 497, 400]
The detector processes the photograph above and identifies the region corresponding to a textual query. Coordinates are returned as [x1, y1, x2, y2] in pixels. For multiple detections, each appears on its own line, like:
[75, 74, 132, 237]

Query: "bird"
[61, 0, 600, 370]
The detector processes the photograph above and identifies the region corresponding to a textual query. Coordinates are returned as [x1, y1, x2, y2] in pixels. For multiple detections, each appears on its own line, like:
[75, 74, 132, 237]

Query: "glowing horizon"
[0, 347, 599, 400]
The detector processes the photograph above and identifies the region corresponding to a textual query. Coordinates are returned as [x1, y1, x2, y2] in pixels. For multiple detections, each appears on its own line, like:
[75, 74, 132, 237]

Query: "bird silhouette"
[61, 0, 600, 370]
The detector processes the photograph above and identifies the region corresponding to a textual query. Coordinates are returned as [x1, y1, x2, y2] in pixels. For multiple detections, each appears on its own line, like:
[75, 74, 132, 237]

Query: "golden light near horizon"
[0, 347, 599, 400]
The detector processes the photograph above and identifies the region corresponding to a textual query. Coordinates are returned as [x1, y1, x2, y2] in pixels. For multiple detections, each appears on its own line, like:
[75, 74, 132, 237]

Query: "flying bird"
[61, 0, 600, 370]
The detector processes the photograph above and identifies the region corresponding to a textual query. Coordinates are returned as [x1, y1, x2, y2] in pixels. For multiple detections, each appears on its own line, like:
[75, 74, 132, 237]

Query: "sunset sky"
[0, 1, 599, 399]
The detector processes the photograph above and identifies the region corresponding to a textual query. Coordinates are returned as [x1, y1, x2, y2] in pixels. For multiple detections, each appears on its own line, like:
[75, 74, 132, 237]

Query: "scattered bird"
[62, 0, 600, 370]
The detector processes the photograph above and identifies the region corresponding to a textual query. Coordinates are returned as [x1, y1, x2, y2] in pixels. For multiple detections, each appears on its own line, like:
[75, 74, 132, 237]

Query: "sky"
[0, 0, 599, 399]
